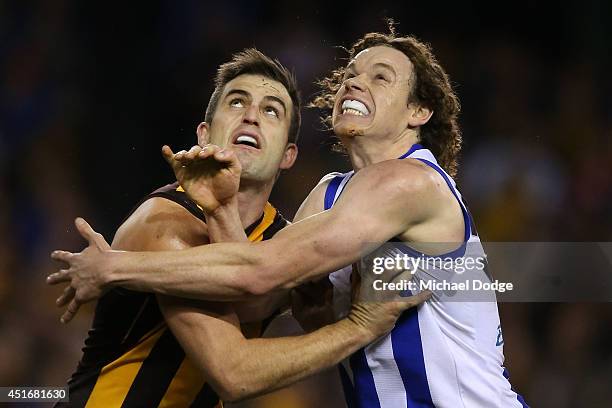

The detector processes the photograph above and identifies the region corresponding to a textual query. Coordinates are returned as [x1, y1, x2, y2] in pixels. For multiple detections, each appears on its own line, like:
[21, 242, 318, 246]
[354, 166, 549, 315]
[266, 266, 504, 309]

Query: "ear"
[196, 122, 210, 146]
[407, 103, 433, 128]
[279, 143, 298, 170]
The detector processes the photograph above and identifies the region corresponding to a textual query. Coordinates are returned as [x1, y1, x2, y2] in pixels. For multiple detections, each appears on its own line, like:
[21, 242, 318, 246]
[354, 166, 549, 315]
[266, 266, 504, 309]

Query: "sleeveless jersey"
[324, 144, 528, 408]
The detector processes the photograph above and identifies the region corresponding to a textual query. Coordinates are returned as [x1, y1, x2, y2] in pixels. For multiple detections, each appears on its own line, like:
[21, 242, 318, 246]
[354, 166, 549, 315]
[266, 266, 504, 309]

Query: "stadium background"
[1, 1, 611, 406]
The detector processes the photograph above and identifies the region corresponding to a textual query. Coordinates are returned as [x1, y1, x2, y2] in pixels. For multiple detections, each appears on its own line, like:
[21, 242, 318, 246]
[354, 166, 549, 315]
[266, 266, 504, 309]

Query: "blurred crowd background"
[1, 1, 611, 407]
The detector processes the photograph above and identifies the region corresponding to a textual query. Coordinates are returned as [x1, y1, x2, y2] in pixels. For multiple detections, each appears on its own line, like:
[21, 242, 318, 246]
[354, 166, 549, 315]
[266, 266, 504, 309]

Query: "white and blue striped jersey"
[324, 144, 528, 408]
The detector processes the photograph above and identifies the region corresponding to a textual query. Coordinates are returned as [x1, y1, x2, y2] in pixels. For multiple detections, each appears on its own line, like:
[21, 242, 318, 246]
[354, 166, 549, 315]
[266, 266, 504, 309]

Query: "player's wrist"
[344, 308, 380, 342]
[205, 196, 239, 216]
[204, 198, 246, 242]
[104, 250, 130, 287]
[204, 198, 241, 226]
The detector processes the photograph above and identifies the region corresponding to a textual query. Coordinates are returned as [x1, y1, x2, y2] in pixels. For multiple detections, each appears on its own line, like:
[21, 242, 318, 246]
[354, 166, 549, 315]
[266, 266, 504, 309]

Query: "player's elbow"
[237, 242, 288, 296]
[215, 381, 247, 402]
[239, 271, 279, 297]
[213, 371, 255, 402]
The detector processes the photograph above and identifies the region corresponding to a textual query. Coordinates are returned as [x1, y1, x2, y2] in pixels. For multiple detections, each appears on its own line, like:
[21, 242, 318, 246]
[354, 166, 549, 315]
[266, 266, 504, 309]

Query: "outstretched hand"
[162, 144, 242, 214]
[48, 218, 112, 323]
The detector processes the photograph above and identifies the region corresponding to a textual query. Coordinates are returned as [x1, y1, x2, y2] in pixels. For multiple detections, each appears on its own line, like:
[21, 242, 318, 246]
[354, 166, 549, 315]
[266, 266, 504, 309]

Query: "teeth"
[341, 99, 369, 116]
[236, 135, 258, 147]
[342, 108, 364, 116]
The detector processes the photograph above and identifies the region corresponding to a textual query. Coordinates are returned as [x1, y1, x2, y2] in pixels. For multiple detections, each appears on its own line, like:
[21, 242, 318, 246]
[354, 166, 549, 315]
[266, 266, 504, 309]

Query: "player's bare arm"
[107, 184, 429, 402]
[49, 155, 455, 304]
[160, 283, 429, 402]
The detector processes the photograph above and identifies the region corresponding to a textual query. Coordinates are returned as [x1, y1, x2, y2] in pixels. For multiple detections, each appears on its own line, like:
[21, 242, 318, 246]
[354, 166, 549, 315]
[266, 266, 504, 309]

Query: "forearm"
[105, 242, 266, 300]
[221, 318, 375, 401]
[104, 208, 378, 300]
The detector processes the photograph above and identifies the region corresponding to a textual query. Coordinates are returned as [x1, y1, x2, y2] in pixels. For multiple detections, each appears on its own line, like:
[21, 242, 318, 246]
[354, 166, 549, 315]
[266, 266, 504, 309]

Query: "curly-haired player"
[51, 29, 528, 407]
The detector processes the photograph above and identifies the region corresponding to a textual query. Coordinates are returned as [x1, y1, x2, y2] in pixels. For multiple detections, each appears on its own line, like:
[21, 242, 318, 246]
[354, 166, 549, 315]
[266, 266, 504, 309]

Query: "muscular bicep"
[115, 198, 249, 389]
[261, 161, 438, 290]
[157, 296, 246, 393]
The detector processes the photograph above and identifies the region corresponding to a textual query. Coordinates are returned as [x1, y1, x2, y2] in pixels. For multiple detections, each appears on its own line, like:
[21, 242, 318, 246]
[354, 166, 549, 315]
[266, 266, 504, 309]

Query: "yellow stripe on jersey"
[248, 202, 277, 242]
[176, 184, 277, 242]
[85, 324, 166, 408]
[158, 358, 205, 407]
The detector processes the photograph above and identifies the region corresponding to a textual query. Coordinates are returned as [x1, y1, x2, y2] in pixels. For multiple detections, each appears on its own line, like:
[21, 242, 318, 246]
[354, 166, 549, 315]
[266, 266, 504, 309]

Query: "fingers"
[56, 285, 76, 307]
[162, 144, 174, 160]
[167, 144, 240, 176]
[214, 148, 242, 173]
[60, 299, 81, 324]
[396, 290, 433, 310]
[46, 269, 71, 285]
[174, 149, 188, 162]
[162, 145, 178, 165]
[73, 217, 97, 244]
[75, 218, 110, 250]
[51, 250, 73, 263]
[186, 145, 204, 160]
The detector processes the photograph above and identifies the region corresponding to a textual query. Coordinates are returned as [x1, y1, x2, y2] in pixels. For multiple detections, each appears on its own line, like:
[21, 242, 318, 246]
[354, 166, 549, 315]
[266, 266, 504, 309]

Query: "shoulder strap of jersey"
[324, 171, 355, 210]
[131, 182, 288, 241]
[147, 182, 207, 222]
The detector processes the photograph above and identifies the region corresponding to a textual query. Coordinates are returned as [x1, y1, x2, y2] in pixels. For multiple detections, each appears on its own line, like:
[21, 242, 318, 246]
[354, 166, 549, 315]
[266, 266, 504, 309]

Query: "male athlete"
[50, 31, 528, 407]
[52, 48, 426, 407]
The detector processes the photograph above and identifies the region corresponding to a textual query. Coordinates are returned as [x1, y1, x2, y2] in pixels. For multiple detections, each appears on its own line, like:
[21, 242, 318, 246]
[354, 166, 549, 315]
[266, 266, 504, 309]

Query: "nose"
[344, 75, 366, 93]
[242, 104, 260, 126]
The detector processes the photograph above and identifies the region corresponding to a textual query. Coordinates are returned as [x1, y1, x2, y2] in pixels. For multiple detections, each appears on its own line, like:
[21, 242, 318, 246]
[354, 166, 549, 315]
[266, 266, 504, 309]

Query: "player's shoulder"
[354, 158, 445, 200]
[116, 196, 208, 247]
[294, 172, 346, 222]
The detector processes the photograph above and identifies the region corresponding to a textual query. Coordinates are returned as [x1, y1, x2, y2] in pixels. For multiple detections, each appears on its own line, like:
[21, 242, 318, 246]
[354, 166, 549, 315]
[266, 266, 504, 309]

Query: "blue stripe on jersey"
[391, 308, 435, 407]
[398, 143, 424, 159]
[398, 143, 423, 159]
[503, 368, 530, 408]
[324, 175, 345, 211]
[338, 365, 357, 408]
[349, 349, 381, 408]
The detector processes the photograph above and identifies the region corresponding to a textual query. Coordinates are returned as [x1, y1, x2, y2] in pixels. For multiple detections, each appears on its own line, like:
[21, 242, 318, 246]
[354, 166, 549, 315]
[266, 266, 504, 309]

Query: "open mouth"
[232, 130, 261, 150]
[234, 135, 259, 148]
[341, 99, 371, 117]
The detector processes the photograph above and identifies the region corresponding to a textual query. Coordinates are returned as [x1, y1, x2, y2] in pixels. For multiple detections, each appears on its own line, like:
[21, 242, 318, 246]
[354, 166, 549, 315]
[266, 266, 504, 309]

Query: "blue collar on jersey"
[398, 143, 424, 159]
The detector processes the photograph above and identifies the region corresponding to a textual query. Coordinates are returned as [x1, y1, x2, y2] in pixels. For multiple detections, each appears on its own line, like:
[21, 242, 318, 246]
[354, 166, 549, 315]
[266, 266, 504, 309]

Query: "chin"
[333, 122, 367, 138]
[333, 114, 373, 137]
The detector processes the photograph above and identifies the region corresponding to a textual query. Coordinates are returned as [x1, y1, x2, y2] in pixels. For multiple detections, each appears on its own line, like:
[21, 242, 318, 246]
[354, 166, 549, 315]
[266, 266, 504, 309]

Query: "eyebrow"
[345, 61, 396, 78]
[225, 88, 287, 115]
[373, 62, 396, 75]
[265, 95, 287, 116]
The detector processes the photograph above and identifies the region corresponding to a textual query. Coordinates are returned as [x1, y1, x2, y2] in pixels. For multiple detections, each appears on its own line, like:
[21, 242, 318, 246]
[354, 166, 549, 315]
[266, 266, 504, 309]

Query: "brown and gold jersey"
[59, 183, 288, 407]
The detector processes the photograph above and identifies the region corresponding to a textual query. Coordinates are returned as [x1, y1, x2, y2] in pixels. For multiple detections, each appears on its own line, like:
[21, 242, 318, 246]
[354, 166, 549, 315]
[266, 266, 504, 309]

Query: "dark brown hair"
[312, 31, 462, 176]
[205, 48, 302, 144]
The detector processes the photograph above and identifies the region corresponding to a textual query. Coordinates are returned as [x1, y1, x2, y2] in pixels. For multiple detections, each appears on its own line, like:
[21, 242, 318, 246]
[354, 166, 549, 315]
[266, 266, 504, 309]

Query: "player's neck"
[344, 130, 420, 171]
[236, 181, 274, 229]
